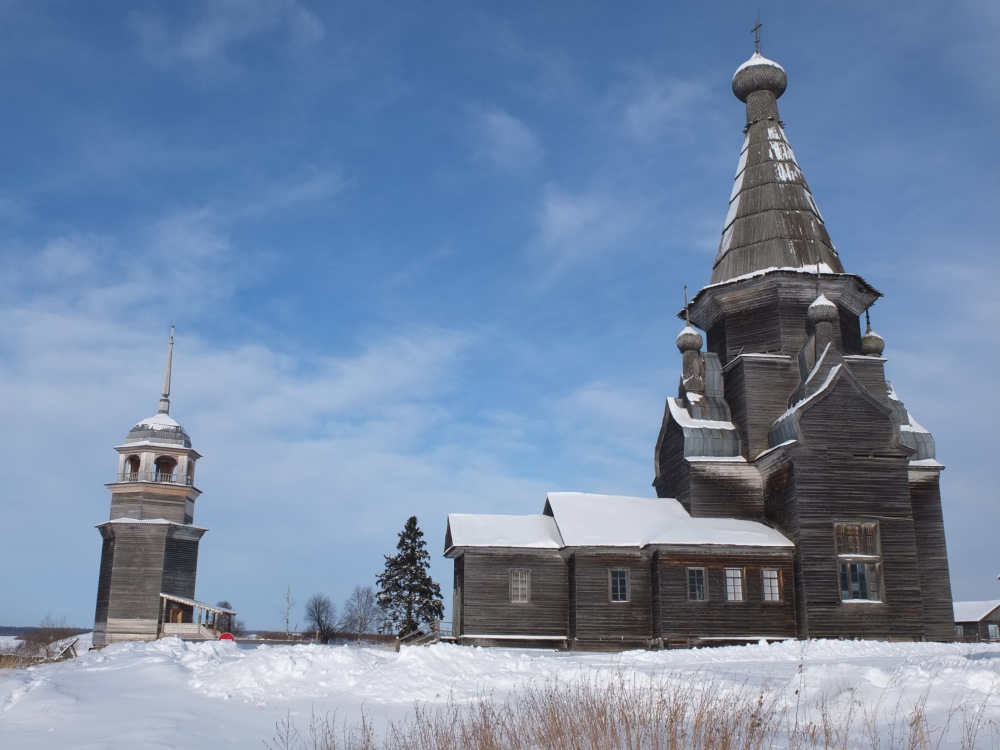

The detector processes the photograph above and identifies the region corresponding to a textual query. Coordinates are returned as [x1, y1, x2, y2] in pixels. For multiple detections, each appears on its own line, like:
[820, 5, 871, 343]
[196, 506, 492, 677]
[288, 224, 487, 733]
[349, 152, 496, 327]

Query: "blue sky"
[0, 1, 997, 630]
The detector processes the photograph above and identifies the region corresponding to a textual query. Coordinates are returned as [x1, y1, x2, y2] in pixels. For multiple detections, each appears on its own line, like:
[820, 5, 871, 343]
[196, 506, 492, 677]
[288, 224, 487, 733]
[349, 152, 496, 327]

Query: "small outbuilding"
[953, 600, 1000, 642]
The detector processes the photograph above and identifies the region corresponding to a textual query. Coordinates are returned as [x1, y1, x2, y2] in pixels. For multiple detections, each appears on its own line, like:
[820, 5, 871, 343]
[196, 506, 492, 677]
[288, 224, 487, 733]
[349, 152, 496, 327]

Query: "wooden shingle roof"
[711, 53, 844, 284]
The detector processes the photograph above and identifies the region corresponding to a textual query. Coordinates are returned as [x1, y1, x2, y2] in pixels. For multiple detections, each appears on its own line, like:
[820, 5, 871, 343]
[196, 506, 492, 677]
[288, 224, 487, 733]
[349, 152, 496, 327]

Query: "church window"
[609, 569, 629, 602]
[762, 569, 781, 601]
[509, 570, 530, 603]
[687, 568, 707, 601]
[725, 568, 744, 601]
[955, 625, 964, 639]
[836, 522, 882, 602]
[989, 624, 999, 641]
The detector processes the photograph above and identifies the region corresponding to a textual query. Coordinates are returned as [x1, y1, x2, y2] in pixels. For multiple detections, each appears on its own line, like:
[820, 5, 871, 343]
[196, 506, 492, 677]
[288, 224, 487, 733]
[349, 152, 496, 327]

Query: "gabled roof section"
[711, 53, 844, 285]
[953, 600, 1000, 623]
[543, 492, 792, 548]
[445, 513, 562, 554]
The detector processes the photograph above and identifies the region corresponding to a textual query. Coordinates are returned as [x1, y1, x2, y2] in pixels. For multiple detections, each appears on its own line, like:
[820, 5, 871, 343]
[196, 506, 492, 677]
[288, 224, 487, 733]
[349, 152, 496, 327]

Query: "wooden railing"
[117, 472, 193, 485]
[398, 619, 453, 647]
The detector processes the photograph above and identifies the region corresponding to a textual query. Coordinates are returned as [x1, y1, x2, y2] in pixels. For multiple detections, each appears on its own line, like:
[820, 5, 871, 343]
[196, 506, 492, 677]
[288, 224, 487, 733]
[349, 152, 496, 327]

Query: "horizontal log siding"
[688, 462, 764, 519]
[93, 535, 115, 632]
[459, 551, 568, 637]
[908, 469, 956, 641]
[655, 549, 796, 640]
[106, 525, 169, 623]
[653, 419, 691, 508]
[843, 357, 889, 406]
[758, 451, 808, 633]
[786, 445, 925, 640]
[453, 555, 464, 636]
[110, 487, 194, 524]
[797, 378, 896, 454]
[571, 552, 651, 644]
[838, 309, 862, 355]
[724, 356, 799, 460]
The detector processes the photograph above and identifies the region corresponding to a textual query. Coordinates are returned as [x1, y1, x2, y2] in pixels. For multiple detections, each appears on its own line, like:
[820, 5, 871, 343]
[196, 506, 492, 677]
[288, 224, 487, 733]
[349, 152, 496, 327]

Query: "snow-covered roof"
[953, 600, 1000, 623]
[544, 492, 793, 549]
[733, 52, 786, 78]
[100, 518, 207, 531]
[446, 513, 562, 551]
[134, 412, 182, 429]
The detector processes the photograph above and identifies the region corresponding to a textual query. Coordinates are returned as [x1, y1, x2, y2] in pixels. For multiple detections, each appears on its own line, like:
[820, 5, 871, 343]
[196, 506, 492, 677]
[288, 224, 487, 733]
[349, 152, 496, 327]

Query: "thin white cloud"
[609, 68, 712, 143]
[530, 185, 657, 279]
[467, 104, 542, 173]
[131, 0, 324, 74]
[238, 167, 348, 218]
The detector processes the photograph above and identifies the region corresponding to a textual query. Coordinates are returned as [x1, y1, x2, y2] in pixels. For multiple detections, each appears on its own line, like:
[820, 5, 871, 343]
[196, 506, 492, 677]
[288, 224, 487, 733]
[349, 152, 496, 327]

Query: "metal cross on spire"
[752, 18, 762, 54]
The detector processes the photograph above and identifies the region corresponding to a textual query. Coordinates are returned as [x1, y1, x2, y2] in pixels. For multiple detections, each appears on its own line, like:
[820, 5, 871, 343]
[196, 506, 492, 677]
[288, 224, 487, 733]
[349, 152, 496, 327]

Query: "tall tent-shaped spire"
[711, 42, 844, 284]
[159, 324, 174, 415]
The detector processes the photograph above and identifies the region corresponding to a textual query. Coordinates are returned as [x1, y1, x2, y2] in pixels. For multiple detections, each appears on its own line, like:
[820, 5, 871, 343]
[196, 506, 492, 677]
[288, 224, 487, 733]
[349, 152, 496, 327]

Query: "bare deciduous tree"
[340, 585, 383, 643]
[278, 585, 295, 640]
[303, 594, 338, 644]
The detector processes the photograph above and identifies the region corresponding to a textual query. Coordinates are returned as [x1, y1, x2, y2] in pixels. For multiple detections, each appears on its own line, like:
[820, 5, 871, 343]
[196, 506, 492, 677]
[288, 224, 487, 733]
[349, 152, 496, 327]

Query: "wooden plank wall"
[107, 525, 169, 622]
[786, 445, 926, 640]
[724, 355, 798, 460]
[655, 549, 796, 641]
[688, 462, 764, 519]
[93, 535, 115, 629]
[908, 470, 957, 641]
[570, 552, 651, 645]
[459, 551, 568, 637]
[162, 537, 199, 599]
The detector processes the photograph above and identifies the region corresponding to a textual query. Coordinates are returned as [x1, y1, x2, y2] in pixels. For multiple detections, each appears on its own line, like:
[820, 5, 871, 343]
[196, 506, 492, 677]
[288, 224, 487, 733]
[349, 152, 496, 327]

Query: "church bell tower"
[92, 327, 207, 647]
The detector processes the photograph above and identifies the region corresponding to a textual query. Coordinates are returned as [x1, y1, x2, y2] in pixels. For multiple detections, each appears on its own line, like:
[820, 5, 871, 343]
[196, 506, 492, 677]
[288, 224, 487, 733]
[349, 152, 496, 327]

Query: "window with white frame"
[989, 623, 999, 641]
[762, 569, 781, 602]
[836, 522, 882, 602]
[609, 569, 629, 602]
[955, 625, 964, 639]
[725, 568, 744, 601]
[509, 569, 530, 603]
[687, 567, 707, 601]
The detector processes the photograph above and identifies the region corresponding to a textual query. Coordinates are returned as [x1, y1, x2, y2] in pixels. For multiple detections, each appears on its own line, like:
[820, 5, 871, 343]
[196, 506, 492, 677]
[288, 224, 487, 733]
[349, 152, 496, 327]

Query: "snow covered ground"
[1, 635, 998, 748]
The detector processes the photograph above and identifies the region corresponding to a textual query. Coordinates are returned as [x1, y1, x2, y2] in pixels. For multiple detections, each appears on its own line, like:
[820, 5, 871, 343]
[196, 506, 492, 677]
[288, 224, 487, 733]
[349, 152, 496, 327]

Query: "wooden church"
[444, 45, 955, 649]
[92, 329, 234, 647]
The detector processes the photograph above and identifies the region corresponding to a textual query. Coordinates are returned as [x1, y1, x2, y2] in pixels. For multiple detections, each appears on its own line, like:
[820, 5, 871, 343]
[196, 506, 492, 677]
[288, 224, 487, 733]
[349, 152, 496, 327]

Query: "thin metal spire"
[683, 285, 691, 325]
[752, 17, 762, 54]
[158, 324, 175, 415]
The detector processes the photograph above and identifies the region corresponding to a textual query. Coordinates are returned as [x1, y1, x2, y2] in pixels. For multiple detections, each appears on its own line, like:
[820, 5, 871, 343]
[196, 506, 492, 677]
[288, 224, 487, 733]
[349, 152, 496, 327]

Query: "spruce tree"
[376, 516, 444, 637]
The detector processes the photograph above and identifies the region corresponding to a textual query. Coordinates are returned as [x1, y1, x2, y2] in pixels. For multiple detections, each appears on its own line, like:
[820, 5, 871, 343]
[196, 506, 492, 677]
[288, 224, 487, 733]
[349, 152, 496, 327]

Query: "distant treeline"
[0, 626, 90, 637]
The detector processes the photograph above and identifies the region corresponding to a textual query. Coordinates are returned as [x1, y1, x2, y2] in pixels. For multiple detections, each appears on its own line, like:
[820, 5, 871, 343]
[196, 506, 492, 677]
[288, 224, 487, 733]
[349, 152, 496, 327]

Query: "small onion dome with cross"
[861, 319, 886, 357]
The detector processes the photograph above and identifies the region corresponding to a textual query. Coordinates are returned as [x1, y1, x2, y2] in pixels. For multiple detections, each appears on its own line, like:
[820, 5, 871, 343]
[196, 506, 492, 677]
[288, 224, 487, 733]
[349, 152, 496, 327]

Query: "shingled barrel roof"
[711, 52, 844, 284]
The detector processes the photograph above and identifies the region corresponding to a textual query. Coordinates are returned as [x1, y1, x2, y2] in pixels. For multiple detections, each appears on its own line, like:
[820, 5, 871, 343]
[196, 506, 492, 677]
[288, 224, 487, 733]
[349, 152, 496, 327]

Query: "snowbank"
[1, 637, 997, 748]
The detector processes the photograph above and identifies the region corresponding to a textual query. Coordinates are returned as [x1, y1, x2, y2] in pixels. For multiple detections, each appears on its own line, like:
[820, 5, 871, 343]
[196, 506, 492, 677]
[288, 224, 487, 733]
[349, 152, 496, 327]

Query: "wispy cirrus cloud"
[608, 68, 712, 143]
[131, 0, 324, 75]
[467, 104, 542, 173]
[529, 185, 658, 279]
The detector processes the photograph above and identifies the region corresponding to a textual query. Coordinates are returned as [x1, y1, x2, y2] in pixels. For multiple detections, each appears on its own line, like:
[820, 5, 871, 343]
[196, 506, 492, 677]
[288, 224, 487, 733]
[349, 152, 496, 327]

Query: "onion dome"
[861, 321, 886, 357]
[125, 412, 192, 448]
[807, 293, 838, 324]
[676, 325, 704, 353]
[732, 53, 787, 103]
